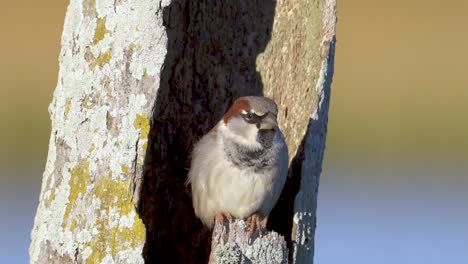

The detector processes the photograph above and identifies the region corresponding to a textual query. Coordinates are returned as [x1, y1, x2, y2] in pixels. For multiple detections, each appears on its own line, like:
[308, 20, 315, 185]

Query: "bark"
[30, 0, 336, 263]
[209, 219, 288, 264]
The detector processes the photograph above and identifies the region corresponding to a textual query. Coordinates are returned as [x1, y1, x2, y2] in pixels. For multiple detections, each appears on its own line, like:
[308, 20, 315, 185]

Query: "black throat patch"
[224, 129, 276, 172]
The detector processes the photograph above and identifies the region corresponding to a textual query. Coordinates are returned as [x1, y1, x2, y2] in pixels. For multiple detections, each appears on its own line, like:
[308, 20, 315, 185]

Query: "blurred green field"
[1, 0, 467, 166]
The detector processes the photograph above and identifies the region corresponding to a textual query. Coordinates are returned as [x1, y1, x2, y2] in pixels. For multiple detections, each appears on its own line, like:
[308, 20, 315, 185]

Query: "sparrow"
[187, 96, 288, 233]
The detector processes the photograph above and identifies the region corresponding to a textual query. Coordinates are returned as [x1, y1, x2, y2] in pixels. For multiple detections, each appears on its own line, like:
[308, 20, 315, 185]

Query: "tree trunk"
[30, 0, 336, 263]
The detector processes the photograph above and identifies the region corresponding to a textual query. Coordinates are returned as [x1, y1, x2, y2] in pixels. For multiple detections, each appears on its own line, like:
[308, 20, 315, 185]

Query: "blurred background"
[1, 0, 467, 263]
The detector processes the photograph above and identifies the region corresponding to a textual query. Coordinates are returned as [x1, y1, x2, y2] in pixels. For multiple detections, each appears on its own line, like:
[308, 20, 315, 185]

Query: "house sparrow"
[188, 96, 288, 233]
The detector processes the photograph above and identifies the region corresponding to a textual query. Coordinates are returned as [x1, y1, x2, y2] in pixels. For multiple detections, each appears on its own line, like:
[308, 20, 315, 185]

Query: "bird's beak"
[258, 113, 278, 130]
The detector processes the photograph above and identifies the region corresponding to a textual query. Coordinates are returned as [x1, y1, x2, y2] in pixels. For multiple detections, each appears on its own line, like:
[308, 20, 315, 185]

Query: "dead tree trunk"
[30, 0, 336, 263]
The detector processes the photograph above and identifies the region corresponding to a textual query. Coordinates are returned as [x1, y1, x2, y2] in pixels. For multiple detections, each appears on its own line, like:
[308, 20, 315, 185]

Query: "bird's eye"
[245, 113, 254, 120]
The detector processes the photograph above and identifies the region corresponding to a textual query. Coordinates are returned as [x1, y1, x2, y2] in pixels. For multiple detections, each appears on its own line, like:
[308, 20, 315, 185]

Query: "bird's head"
[222, 96, 279, 147]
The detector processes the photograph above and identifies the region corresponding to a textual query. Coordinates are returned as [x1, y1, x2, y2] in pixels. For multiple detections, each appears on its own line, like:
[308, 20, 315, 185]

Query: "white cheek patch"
[224, 118, 261, 148]
[243, 123, 258, 142]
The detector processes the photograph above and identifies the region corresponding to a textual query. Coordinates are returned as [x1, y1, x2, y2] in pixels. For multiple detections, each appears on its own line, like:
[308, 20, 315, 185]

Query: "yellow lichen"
[126, 43, 142, 60]
[49, 188, 56, 202]
[132, 214, 146, 244]
[70, 218, 79, 233]
[93, 17, 110, 45]
[89, 144, 96, 153]
[60, 159, 146, 262]
[86, 215, 145, 264]
[65, 99, 72, 116]
[94, 178, 135, 217]
[121, 164, 129, 175]
[82, 95, 93, 109]
[94, 49, 112, 69]
[62, 161, 90, 230]
[100, 76, 110, 86]
[60, 159, 145, 263]
[85, 178, 145, 264]
[44, 176, 56, 207]
[128, 43, 137, 53]
[133, 114, 150, 140]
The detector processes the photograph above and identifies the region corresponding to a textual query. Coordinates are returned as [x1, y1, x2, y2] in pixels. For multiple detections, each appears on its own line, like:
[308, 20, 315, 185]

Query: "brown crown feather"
[223, 99, 251, 124]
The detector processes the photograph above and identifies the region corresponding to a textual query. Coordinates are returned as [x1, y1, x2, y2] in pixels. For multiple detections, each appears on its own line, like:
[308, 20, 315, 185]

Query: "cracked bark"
[30, 0, 336, 263]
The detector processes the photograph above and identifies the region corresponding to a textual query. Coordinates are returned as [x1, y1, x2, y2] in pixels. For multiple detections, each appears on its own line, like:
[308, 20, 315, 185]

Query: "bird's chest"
[210, 141, 277, 217]
[211, 163, 275, 218]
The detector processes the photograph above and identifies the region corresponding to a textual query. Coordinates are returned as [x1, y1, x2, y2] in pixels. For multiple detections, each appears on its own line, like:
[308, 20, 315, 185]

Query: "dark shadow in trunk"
[137, 1, 276, 263]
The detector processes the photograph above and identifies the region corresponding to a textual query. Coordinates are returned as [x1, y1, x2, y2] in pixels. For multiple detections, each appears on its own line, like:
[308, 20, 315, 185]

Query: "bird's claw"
[214, 211, 233, 225]
[246, 214, 266, 239]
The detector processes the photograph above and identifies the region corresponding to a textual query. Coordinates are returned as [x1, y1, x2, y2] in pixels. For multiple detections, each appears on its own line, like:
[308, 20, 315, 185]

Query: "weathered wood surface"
[209, 219, 288, 264]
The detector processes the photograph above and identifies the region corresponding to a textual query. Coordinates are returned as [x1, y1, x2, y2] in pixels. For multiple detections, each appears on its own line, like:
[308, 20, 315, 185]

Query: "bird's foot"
[214, 211, 233, 226]
[246, 214, 266, 239]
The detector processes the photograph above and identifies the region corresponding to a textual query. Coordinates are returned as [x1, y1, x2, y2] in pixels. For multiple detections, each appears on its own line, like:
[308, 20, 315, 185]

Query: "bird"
[187, 96, 288, 234]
